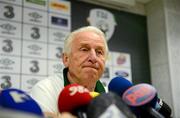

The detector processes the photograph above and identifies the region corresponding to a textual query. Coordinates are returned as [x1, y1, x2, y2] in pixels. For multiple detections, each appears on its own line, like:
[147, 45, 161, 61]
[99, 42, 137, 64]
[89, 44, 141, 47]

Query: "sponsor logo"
[53, 32, 66, 42]
[117, 55, 126, 65]
[0, 58, 14, 66]
[28, 44, 42, 55]
[53, 64, 63, 73]
[31, 27, 40, 39]
[0, 75, 12, 89]
[4, 6, 15, 19]
[56, 47, 63, 58]
[50, 2, 68, 11]
[28, 44, 42, 52]
[30, 60, 40, 73]
[2, 39, 13, 53]
[27, 79, 39, 85]
[0, 23, 16, 35]
[115, 70, 129, 77]
[0, 58, 14, 70]
[51, 16, 68, 27]
[28, 12, 42, 23]
[26, 0, 46, 6]
[26, 78, 39, 89]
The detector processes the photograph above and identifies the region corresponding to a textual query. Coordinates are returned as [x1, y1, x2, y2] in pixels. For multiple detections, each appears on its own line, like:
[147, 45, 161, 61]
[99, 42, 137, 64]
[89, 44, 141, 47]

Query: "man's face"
[63, 31, 106, 85]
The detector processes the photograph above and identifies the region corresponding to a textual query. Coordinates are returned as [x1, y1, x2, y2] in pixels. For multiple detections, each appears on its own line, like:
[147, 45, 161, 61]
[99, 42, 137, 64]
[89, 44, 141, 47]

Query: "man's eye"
[80, 48, 88, 51]
[96, 50, 103, 55]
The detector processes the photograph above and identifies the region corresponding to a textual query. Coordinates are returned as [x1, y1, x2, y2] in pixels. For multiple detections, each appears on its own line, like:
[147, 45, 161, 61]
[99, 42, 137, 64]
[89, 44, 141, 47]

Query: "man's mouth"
[83, 66, 98, 70]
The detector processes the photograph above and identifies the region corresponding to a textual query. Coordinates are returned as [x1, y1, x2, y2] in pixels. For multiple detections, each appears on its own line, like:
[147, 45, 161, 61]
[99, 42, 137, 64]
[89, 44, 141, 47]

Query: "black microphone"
[155, 98, 172, 118]
[86, 92, 136, 118]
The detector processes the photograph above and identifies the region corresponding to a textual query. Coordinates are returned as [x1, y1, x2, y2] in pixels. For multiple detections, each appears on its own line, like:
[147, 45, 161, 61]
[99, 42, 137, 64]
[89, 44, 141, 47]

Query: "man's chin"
[81, 68, 100, 79]
[82, 75, 97, 85]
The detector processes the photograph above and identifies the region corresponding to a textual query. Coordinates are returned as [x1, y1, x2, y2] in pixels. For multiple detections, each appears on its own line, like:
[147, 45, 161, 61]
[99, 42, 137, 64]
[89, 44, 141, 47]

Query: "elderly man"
[30, 26, 109, 117]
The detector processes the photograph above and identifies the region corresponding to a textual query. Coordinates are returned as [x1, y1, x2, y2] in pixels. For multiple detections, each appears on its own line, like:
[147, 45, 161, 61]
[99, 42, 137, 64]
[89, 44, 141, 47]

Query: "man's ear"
[62, 53, 69, 67]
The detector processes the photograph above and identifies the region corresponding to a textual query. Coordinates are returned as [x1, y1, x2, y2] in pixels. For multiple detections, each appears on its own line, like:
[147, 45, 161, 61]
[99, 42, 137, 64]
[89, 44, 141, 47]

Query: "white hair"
[63, 26, 109, 59]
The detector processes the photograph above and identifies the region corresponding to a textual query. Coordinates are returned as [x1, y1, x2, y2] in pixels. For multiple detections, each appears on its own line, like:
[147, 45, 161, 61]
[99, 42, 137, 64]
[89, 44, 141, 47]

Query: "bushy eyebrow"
[79, 43, 105, 51]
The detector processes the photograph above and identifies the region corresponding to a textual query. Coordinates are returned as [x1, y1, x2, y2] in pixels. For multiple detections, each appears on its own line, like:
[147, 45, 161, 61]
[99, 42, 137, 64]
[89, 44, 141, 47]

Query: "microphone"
[108, 76, 133, 97]
[0, 88, 43, 117]
[58, 84, 92, 118]
[122, 83, 164, 118]
[155, 98, 172, 118]
[108, 77, 172, 118]
[86, 92, 136, 118]
[0, 107, 43, 118]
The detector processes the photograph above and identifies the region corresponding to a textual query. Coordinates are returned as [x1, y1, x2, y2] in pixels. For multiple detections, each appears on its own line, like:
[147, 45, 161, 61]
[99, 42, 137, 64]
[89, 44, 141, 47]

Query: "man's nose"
[88, 50, 98, 63]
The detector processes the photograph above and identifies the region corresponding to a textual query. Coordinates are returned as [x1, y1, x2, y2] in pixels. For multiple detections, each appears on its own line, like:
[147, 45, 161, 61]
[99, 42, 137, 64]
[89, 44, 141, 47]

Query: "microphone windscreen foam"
[0, 107, 43, 118]
[87, 92, 136, 118]
[58, 84, 92, 113]
[0, 88, 43, 116]
[108, 76, 133, 96]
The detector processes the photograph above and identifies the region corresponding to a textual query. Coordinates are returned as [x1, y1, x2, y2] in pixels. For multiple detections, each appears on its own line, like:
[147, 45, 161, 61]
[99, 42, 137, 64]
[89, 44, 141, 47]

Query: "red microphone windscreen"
[58, 84, 92, 113]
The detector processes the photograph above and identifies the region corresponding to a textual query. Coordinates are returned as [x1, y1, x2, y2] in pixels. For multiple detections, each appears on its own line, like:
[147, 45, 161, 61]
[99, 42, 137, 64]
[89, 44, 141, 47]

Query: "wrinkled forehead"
[73, 31, 106, 47]
[73, 31, 106, 43]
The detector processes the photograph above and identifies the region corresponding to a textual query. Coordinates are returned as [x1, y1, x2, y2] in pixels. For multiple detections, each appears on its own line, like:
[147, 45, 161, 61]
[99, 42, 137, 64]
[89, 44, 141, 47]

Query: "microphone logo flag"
[122, 83, 157, 106]
[69, 85, 89, 96]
